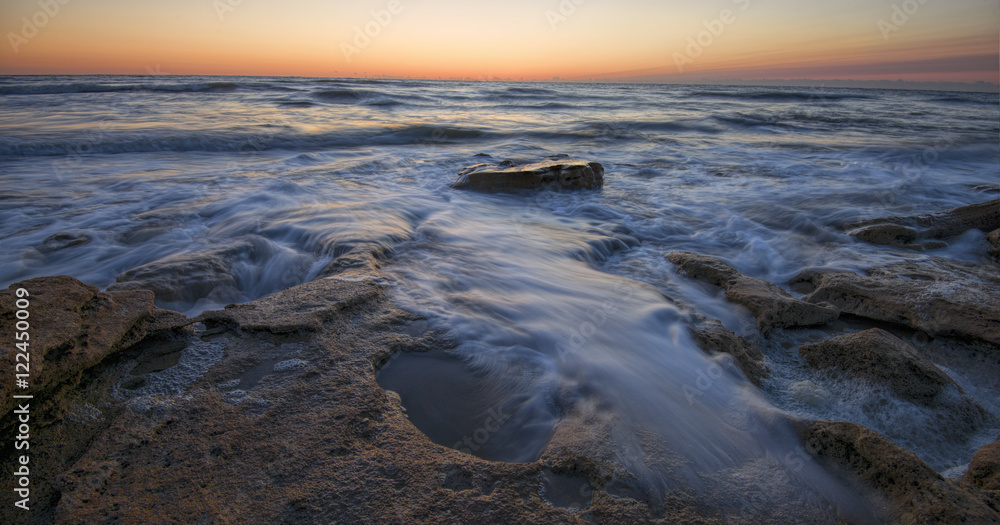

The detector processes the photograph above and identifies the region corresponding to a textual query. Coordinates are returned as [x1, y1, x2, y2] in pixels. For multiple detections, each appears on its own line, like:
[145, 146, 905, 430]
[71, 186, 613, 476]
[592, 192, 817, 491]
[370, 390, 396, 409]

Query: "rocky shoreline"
[2, 198, 999, 524]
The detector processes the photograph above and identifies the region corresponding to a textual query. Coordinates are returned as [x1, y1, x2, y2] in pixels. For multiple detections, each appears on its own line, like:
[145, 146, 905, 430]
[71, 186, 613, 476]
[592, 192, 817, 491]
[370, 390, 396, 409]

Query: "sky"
[1, 0, 997, 89]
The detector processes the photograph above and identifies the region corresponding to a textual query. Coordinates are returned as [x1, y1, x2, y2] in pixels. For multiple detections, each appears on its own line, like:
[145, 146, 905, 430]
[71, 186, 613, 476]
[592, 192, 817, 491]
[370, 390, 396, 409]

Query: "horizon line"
[1, 72, 997, 93]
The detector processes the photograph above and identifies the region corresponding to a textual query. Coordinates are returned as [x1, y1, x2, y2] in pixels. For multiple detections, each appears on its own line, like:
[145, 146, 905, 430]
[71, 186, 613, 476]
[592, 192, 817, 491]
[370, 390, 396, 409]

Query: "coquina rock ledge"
[453, 159, 604, 193]
[0, 276, 187, 417]
[844, 198, 1000, 252]
[666, 251, 840, 334]
[790, 256, 1000, 346]
[3, 274, 1000, 524]
[795, 420, 1000, 525]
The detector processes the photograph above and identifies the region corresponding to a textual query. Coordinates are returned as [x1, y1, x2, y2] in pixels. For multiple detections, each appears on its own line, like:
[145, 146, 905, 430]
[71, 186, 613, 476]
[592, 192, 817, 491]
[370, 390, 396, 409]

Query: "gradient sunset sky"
[1, 0, 997, 87]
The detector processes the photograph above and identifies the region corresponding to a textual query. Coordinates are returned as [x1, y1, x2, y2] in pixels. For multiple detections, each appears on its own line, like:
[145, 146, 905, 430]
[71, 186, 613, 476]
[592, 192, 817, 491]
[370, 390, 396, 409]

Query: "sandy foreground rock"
[3, 275, 999, 524]
[0, 275, 729, 524]
[0, 276, 186, 417]
[790, 256, 1000, 346]
[2, 275, 588, 524]
[453, 159, 604, 193]
[666, 251, 839, 334]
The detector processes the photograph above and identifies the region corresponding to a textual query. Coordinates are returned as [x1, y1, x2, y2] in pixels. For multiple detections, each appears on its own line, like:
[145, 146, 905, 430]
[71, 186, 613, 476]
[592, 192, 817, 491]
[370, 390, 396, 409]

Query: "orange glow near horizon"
[0, 0, 996, 87]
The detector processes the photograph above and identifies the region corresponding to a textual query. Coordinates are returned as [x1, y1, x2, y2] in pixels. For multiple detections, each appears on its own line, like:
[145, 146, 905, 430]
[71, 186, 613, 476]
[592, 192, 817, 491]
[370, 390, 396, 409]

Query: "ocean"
[2, 75, 998, 500]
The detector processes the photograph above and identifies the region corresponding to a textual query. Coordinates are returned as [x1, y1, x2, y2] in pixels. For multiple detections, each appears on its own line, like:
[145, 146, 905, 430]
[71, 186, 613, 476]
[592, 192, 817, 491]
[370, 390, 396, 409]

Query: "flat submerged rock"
[453, 159, 604, 193]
